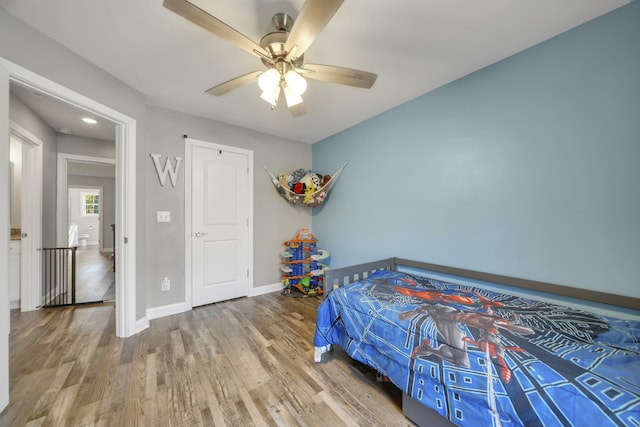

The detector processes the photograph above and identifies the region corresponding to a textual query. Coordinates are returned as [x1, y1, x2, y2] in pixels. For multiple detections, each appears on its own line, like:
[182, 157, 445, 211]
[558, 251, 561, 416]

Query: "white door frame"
[184, 138, 254, 308]
[10, 121, 43, 312]
[58, 153, 114, 249]
[1, 57, 138, 338]
[1, 60, 10, 412]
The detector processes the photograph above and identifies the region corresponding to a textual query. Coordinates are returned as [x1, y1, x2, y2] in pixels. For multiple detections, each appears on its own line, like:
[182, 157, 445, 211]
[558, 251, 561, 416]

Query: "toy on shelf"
[281, 228, 329, 297]
[263, 162, 347, 207]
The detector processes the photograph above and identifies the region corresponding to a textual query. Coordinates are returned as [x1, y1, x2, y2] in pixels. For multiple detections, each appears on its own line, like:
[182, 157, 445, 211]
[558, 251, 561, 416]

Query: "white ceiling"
[1, 0, 629, 144]
[11, 83, 117, 141]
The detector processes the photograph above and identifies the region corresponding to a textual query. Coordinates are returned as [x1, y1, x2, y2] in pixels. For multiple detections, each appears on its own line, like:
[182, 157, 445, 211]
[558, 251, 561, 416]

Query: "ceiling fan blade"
[205, 71, 263, 96]
[163, 0, 269, 58]
[289, 102, 306, 117]
[303, 64, 377, 89]
[284, 0, 344, 59]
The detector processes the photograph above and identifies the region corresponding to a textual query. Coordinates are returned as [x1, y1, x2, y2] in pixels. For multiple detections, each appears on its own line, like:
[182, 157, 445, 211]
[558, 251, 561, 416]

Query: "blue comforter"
[313, 270, 640, 426]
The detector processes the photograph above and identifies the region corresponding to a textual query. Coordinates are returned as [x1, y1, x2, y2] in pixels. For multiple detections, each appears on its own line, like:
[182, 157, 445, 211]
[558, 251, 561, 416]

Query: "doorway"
[68, 187, 102, 250]
[68, 185, 116, 304]
[8, 125, 43, 312]
[1, 56, 137, 415]
[0, 57, 138, 338]
[59, 155, 117, 305]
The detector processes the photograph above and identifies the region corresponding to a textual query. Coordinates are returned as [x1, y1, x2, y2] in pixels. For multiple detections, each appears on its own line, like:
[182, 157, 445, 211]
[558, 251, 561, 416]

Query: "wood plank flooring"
[1, 293, 415, 426]
[75, 246, 115, 303]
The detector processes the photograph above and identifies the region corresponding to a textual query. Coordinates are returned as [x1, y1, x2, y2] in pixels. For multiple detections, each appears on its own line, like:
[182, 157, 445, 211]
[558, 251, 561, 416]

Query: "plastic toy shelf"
[280, 229, 329, 297]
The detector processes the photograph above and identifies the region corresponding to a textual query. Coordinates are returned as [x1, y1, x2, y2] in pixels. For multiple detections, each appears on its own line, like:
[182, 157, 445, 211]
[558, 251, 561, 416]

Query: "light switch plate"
[157, 211, 171, 222]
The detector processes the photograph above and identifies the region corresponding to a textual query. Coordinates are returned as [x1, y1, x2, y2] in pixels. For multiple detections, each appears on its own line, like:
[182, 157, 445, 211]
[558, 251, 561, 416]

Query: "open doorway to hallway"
[2, 56, 138, 414]
[68, 184, 116, 304]
[2, 58, 137, 337]
[10, 81, 118, 309]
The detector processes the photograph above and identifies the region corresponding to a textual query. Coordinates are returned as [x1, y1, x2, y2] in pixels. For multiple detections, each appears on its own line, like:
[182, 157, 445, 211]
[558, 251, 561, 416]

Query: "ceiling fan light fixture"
[283, 85, 303, 107]
[165, 0, 377, 117]
[260, 86, 281, 107]
[284, 70, 307, 96]
[258, 68, 281, 92]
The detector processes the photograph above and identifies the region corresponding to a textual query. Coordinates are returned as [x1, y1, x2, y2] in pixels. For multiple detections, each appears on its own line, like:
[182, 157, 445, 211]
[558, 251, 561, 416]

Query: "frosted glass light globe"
[258, 68, 280, 92]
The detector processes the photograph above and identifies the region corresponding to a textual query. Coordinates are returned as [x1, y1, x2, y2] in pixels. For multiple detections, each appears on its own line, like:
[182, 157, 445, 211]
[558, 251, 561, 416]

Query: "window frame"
[81, 191, 100, 217]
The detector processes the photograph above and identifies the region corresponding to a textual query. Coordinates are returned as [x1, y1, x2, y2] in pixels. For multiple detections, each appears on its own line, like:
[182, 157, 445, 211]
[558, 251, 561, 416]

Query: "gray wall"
[145, 106, 311, 309]
[57, 134, 115, 158]
[1, 9, 314, 318]
[312, 3, 640, 300]
[8, 93, 57, 247]
[1, 8, 148, 318]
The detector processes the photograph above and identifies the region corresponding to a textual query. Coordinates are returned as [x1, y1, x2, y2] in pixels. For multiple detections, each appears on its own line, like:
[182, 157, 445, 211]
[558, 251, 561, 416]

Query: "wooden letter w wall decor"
[150, 153, 182, 187]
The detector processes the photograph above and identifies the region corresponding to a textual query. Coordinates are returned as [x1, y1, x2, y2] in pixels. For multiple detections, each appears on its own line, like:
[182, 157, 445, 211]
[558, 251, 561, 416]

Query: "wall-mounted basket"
[263, 162, 347, 207]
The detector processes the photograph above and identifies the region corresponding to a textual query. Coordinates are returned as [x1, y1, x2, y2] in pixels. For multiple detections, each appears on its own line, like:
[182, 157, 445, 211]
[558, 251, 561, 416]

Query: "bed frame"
[322, 257, 639, 426]
[324, 257, 640, 309]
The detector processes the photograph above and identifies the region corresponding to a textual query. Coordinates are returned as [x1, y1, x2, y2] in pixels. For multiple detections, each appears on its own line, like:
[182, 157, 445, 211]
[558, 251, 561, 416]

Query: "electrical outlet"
[161, 277, 170, 292]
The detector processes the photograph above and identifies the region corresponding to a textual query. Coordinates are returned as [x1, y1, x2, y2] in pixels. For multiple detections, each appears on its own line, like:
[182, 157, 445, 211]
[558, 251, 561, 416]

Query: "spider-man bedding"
[313, 270, 640, 426]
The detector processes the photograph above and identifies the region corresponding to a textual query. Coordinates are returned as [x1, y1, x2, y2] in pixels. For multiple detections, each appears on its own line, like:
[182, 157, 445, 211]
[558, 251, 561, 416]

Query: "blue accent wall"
[312, 2, 640, 299]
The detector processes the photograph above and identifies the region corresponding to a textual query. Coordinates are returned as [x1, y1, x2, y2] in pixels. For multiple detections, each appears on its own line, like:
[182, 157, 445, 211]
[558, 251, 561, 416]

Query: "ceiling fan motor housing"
[272, 12, 293, 32]
[260, 13, 304, 68]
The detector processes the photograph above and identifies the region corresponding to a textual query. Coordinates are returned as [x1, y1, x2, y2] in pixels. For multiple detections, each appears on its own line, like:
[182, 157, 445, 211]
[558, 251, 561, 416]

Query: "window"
[81, 192, 100, 216]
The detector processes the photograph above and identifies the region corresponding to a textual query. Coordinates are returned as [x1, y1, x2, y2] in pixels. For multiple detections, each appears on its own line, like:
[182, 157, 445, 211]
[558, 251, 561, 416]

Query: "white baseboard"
[10, 300, 20, 310]
[135, 316, 149, 333]
[102, 247, 114, 253]
[146, 301, 190, 320]
[250, 282, 281, 297]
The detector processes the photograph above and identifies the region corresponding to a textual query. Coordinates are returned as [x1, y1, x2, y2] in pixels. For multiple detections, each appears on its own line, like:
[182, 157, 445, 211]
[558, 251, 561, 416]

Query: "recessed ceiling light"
[58, 128, 72, 134]
[82, 117, 97, 124]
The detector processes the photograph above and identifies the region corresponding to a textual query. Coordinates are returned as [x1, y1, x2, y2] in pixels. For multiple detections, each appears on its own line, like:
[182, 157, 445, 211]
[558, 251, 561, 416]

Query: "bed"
[313, 258, 640, 427]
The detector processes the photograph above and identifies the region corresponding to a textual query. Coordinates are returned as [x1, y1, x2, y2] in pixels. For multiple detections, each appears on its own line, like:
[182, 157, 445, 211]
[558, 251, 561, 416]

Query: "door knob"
[194, 232, 208, 237]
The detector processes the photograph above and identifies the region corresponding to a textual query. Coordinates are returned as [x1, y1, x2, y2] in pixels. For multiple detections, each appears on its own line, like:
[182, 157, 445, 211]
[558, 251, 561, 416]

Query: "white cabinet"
[9, 240, 20, 309]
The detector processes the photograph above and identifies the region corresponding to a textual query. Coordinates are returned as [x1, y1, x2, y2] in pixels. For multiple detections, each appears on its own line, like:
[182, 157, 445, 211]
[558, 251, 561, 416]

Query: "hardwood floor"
[1, 293, 415, 426]
[75, 246, 115, 303]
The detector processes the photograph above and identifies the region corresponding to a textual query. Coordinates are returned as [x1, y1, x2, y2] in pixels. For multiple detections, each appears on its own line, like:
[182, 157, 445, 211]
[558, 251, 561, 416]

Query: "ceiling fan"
[163, 0, 377, 116]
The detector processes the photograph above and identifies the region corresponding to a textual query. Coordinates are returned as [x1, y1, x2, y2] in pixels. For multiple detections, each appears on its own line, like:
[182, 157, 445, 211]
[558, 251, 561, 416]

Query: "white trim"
[250, 283, 282, 297]
[1, 61, 10, 413]
[79, 189, 100, 217]
[10, 121, 43, 312]
[185, 138, 254, 309]
[146, 302, 190, 320]
[135, 316, 150, 334]
[2, 57, 138, 338]
[185, 142, 193, 308]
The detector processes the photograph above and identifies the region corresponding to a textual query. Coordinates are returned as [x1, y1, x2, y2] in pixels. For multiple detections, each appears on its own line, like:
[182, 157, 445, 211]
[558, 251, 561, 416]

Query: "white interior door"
[190, 142, 251, 307]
